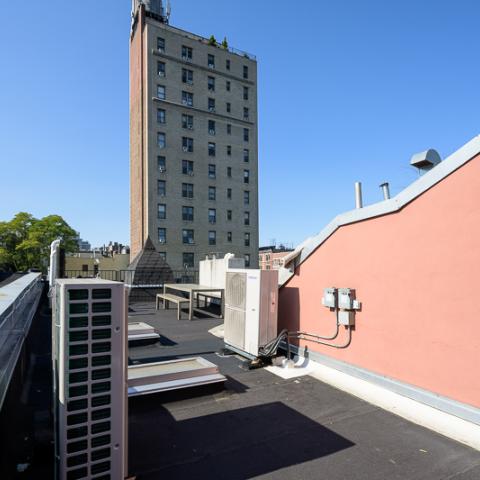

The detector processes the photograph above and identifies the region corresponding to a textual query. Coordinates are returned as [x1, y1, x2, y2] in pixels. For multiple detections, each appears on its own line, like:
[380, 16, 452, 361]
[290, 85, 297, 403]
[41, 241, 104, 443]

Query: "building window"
[158, 156, 166, 172]
[208, 98, 216, 112]
[158, 228, 166, 244]
[208, 76, 215, 92]
[182, 160, 194, 175]
[182, 45, 193, 61]
[157, 37, 165, 52]
[227, 188, 232, 200]
[244, 128, 249, 142]
[208, 208, 216, 224]
[157, 108, 166, 124]
[209, 231, 216, 246]
[183, 252, 194, 268]
[226, 102, 231, 113]
[182, 183, 194, 198]
[227, 145, 232, 156]
[243, 65, 249, 79]
[227, 232, 232, 242]
[244, 169, 250, 184]
[227, 210, 232, 221]
[227, 124, 232, 135]
[208, 164, 216, 179]
[208, 54, 215, 68]
[244, 211, 250, 226]
[182, 91, 193, 107]
[157, 132, 166, 149]
[245, 233, 250, 247]
[208, 120, 216, 135]
[208, 186, 216, 201]
[226, 80, 231, 92]
[157, 85, 166, 100]
[182, 69, 193, 85]
[159, 252, 167, 261]
[227, 166, 232, 178]
[208, 142, 216, 157]
[182, 206, 194, 221]
[158, 180, 166, 196]
[226, 59, 231, 70]
[243, 86, 249, 100]
[245, 254, 251, 268]
[243, 149, 249, 162]
[158, 204, 166, 220]
[158, 61, 166, 77]
[182, 114, 193, 130]
[183, 229, 194, 245]
[244, 191, 250, 205]
[182, 137, 194, 152]
[243, 107, 249, 120]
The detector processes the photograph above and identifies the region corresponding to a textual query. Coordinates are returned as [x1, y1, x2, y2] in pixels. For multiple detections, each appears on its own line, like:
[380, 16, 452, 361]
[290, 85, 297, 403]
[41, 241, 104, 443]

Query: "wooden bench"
[156, 293, 190, 320]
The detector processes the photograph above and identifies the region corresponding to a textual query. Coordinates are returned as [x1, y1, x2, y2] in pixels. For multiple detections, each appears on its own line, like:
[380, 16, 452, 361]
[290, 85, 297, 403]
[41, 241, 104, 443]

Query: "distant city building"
[98, 242, 130, 257]
[75, 233, 91, 252]
[258, 245, 294, 270]
[130, 0, 259, 270]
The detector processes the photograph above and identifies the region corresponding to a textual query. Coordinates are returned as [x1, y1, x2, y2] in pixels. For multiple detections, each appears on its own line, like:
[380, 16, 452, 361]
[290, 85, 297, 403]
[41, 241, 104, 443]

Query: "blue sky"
[0, 0, 478, 248]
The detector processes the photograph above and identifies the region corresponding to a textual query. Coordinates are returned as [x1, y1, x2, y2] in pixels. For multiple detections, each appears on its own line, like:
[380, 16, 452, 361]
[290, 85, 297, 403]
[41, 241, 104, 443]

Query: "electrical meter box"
[338, 288, 355, 310]
[322, 287, 337, 308]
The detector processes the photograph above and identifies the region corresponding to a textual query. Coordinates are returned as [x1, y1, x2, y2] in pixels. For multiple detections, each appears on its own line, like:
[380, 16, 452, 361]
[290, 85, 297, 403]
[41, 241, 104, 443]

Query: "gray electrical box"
[338, 288, 355, 310]
[338, 310, 355, 326]
[322, 287, 337, 308]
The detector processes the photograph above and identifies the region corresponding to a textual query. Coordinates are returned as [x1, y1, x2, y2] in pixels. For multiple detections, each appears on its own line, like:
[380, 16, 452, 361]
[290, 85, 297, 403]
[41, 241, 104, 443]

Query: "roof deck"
[127, 304, 480, 479]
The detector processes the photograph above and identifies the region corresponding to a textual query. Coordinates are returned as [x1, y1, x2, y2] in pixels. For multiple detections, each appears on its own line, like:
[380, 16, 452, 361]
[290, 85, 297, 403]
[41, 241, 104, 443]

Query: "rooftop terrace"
[127, 304, 480, 479]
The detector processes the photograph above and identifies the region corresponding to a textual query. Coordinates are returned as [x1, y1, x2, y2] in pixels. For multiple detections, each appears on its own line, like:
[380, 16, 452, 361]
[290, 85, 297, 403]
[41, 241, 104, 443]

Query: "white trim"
[280, 135, 480, 285]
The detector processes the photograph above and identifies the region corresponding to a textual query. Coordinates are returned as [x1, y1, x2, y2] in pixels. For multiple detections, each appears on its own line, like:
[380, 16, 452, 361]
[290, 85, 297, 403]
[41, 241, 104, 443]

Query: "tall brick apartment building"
[130, 0, 259, 271]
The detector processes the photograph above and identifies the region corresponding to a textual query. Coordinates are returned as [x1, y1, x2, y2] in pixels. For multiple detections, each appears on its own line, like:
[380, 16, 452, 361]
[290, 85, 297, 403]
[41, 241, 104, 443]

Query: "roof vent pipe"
[355, 182, 363, 209]
[379, 182, 390, 200]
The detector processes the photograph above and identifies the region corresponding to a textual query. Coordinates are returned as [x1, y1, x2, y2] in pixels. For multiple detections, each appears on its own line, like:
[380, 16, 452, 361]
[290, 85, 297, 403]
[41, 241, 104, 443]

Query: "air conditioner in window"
[159, 239, 166, 244]
[159, 167, 166, 173]
[187, 125, 193, 130]
[188, 171, 194, 176]
[209, 130, 215, 135]
[183, 146, 189, 152]
[209, 107, 216, 113]
[224, 270, 279, 359]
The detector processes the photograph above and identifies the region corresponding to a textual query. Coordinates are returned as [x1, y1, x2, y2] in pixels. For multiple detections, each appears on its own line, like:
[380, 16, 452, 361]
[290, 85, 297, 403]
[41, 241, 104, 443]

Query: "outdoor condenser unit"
[224, 269, 278, 358]
[52, 279, 127, 480]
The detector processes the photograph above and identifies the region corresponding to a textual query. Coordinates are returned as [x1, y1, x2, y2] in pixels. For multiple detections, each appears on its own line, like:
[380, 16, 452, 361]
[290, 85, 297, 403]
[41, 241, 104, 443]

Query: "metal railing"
[63, 270, 199, 285]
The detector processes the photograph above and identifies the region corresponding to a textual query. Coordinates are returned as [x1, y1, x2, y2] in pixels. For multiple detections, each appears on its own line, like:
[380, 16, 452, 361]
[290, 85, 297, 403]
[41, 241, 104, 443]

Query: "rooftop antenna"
[166, 0, 171, 23]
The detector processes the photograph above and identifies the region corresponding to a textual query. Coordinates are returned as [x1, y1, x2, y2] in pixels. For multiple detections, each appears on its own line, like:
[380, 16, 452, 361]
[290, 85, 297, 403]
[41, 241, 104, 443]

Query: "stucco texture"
[279, 154, 480, 409]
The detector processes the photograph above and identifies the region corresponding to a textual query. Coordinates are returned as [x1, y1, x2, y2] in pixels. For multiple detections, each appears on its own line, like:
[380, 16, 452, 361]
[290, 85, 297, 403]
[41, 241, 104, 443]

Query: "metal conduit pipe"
[292, 310, 340, 341]
[290, 328, 353, 349]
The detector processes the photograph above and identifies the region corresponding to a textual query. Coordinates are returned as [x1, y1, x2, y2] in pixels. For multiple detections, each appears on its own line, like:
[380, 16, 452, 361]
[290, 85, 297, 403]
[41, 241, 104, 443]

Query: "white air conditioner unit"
[159, 167, 166, 173]
[209, 130, 215, 135]
[224, 269, 278, 358]
[52, 279, 127, 480]
[209, 107, 215, 113]
[183, 147, 189, 152]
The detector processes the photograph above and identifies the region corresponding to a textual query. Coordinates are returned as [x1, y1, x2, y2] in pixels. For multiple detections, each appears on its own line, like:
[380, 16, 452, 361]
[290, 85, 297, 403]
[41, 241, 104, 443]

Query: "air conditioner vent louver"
[226, 272, 246, 309]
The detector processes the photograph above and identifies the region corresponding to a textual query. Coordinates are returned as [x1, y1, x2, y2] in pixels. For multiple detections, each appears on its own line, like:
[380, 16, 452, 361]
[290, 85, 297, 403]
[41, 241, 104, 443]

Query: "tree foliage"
[0, 212, 77, 272]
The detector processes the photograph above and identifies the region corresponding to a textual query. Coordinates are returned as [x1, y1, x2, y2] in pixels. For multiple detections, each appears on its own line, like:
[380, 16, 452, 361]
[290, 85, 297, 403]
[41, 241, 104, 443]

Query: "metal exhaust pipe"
[355, 182, 363, 209]
[379, 182, 390, 200]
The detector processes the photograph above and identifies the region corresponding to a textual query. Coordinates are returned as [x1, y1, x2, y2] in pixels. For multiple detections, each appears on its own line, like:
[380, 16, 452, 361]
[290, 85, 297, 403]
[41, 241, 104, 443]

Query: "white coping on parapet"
[302, 357, 480, 452]
[279, 135, 480, 286]
[0, 273, 42, 319]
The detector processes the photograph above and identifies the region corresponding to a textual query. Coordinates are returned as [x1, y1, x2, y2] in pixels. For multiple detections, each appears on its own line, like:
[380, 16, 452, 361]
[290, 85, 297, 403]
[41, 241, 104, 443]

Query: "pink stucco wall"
[279, 154, 480, 409]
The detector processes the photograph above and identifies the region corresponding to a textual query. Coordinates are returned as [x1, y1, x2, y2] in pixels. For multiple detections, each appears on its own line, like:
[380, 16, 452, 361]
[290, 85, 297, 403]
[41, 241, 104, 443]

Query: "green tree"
[208, 35, 217, 46]
[0, 213, 77, 272]
[221, 37, 228, 49]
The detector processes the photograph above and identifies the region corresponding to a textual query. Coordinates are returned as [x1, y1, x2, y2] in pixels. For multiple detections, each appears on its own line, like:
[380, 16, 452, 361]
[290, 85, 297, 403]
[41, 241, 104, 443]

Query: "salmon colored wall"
[279, 154, 480, 409]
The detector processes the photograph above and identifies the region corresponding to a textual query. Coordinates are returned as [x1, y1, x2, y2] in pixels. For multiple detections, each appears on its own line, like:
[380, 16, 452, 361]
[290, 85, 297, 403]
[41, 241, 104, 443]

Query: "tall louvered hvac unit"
[53, 279, 127, 480]
[224, 270, 278, 359]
